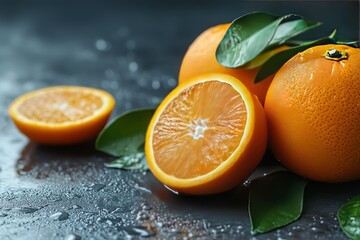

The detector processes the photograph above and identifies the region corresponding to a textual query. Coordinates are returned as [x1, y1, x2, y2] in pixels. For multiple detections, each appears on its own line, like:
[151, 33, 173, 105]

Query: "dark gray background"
[0, 1, 359, 239]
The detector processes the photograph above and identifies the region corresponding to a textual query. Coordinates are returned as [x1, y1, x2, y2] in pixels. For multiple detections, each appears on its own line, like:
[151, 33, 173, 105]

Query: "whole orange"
[178, 23, 273, 104]
[265, 44, 360, 182]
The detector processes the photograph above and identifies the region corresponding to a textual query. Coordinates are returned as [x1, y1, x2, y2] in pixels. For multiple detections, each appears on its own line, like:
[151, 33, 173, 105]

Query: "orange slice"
[145, 74, 267, 195]
[8, 86, 115, 145]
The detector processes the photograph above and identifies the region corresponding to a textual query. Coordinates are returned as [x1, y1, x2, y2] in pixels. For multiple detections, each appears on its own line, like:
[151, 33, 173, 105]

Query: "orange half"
[145, 73, 267, 195]
[8, 86, 115, 145]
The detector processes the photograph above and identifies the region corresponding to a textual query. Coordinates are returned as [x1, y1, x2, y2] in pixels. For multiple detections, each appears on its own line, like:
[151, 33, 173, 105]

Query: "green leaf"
[336, 41, 360, 48]
[104, 152, 148, 170]
[337, 195, 360, 240]
[254, 33, 337, 83]
[216, 12, 321, 68]
[249, 171, 307, 235]
[95, 108, 155, 156]
[243, 45, 290, 69]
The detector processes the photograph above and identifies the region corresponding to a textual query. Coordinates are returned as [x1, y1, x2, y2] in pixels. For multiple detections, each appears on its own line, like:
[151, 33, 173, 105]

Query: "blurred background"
[0, 0, 359, 115]
[0, 1, 359, 239]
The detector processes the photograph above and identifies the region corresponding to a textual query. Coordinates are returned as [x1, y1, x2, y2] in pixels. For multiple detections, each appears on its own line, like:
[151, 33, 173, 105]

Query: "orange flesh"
[152, 80, 247, 179]
[18, 91, 103, 123]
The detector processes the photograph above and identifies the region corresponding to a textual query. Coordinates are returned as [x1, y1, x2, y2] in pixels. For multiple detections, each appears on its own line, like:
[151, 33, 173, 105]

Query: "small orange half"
[145, 73, 267, 195]
[8, 86, 115, 145]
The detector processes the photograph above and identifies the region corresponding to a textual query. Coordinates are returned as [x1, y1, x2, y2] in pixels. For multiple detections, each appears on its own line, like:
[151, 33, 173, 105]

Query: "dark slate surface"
[0, 1, 359, 239]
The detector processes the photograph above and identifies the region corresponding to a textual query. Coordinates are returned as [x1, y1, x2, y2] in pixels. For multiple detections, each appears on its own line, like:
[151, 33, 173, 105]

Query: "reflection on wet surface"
[1, 136, 358, 239]
[15, 141, 101, 179]
[0, 1, 359, 239]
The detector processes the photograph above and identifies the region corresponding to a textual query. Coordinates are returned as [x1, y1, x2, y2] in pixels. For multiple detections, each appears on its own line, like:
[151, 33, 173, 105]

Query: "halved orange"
[145, 73, 267, 195]
[8, 86, 115, 145]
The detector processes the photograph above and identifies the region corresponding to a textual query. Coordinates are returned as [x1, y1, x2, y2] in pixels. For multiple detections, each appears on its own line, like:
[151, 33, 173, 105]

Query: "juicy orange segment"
[8, 86, 115, 145]
[146, 74, 267, 195]
[18, 91, 104, 124]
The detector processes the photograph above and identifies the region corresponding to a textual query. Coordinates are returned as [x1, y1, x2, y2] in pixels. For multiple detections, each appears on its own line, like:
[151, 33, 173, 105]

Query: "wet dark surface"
[0, 1, 359, 239]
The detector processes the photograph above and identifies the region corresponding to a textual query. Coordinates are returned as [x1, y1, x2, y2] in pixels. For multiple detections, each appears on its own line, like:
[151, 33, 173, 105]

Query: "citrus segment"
[153, 80, 247, 179]
[265, 44, 360, 182]
[17, 91, 103, 123]
[178, 23, 274, 104]
[146, 74, 267, 195]
[9, 86, 115, 145]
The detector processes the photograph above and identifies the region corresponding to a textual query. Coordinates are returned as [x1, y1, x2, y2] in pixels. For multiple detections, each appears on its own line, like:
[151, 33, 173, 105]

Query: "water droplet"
[64, 192, 81, 199]
[349, 216, 356, 222]
[152, 81, 160, 90]
[170, 228, 181, 233]
[90, 183, 106, 191]
[110, 80, 119, 90]
[299, 52, 306, 62]
[134, 184, 152, 193]
[167, 78, 176, 87]
[243, 180, 251, 187]
[150, 96, 161, 105]
[119, 226, 156, 237]
[97, 216, 122, 224]
[129, 61, 138, 72]
[164, 185, 179, 195]
[50, 211, 69, 221]
[65, 234, 81, 240]
[136, 212, 149, 221]
[71, 204, 82, 210]
[141, 203, 152, 211]
[291, 226, 297, 231]
[95, 39, 110, 51]
[14, 207, 39, 214]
